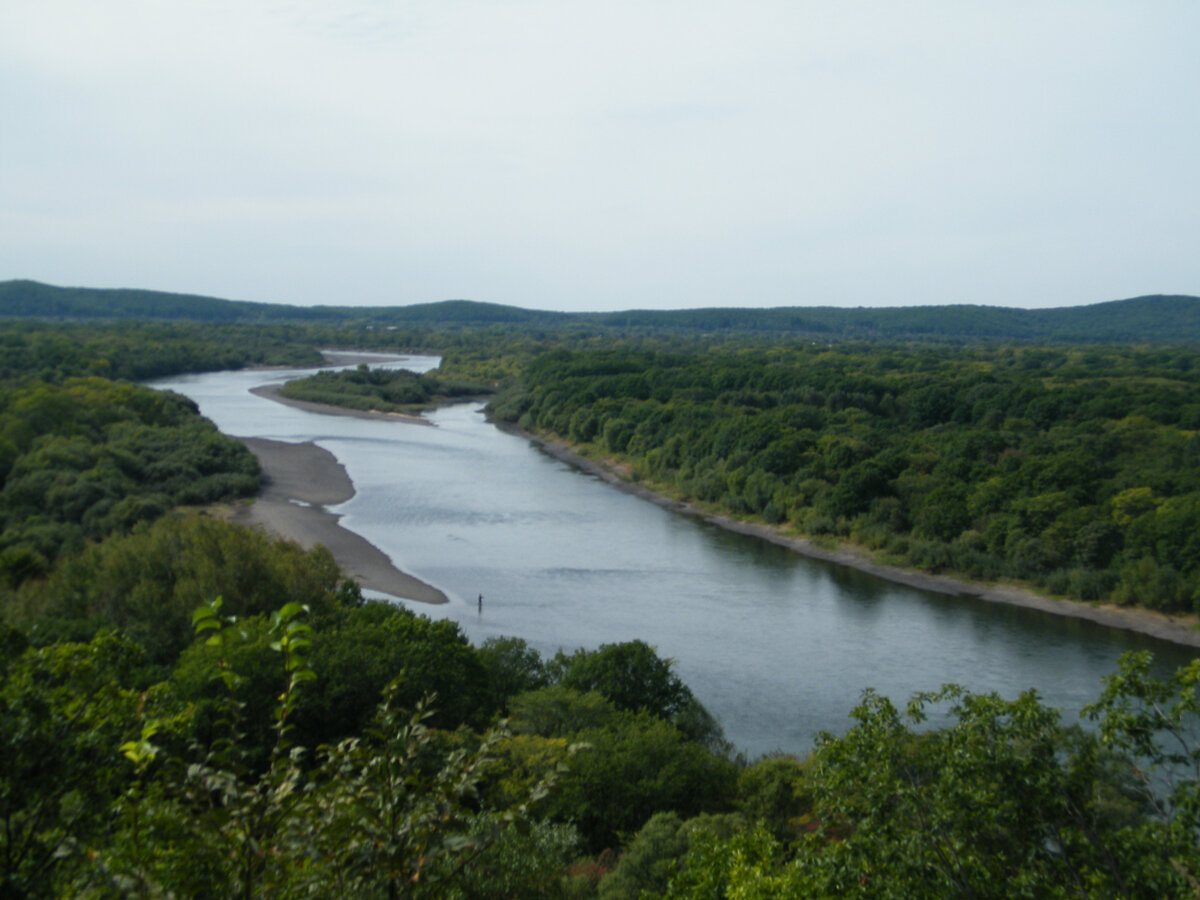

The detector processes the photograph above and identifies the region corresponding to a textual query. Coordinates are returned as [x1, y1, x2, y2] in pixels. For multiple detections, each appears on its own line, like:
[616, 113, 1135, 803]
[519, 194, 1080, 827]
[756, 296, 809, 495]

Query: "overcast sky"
[2, 2, 1197, 312]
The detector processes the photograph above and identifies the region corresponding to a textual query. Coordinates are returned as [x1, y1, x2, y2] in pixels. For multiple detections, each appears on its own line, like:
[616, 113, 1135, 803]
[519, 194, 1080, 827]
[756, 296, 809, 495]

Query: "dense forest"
[279, 365, 492, 414]
[486, 342, 1200, 615]
[2, 310, 1200, 896]
[6, 278, 1200, 342]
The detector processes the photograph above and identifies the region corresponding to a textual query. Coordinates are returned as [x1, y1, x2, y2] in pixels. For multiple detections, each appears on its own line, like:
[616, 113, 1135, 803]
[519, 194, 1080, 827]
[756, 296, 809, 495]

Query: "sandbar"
[515, 428, 1200, 650]
[232, 437, 447, 604]
[250, 383, 432, 426]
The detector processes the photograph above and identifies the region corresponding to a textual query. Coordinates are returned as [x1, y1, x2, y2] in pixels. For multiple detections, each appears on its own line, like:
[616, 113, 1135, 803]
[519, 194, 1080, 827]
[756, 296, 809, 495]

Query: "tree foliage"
[280, 364, 491, 413]
[492, 342, 1200, 613]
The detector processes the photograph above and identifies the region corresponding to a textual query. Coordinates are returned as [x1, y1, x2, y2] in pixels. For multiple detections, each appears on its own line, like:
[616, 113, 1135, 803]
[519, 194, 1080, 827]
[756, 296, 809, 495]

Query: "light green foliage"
[655, 819, 780, 900]
[1086, 650, 1200, 871]
[789, 685, 1170, 898]
[656, 667, 1195, 899]
[0, 633, 154, 898]
[486, 733, 574, 812]
[64, 601, 565, 899]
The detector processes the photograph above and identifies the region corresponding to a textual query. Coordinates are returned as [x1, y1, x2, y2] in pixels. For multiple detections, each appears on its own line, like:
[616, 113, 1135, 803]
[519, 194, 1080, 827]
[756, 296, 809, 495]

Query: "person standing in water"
[477, 593, 483, 614]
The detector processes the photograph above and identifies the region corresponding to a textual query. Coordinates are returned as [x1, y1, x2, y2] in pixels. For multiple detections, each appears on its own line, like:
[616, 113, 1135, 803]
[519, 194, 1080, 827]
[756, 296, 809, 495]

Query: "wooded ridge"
[5, 278, 1200, 342]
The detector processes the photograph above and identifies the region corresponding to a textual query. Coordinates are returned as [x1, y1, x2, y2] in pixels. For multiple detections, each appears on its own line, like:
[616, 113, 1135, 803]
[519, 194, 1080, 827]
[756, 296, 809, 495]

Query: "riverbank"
[249, 383, 433, 425]
[513, 428, 1200, 650]
[231, 437, 447, 604]
[244, 376, 1200, 648]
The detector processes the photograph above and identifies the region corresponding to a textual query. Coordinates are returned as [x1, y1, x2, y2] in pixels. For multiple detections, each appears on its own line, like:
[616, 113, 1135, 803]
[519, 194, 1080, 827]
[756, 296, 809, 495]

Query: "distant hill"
[2, 279, 1198, 343]
[580, 295, 1200, 342]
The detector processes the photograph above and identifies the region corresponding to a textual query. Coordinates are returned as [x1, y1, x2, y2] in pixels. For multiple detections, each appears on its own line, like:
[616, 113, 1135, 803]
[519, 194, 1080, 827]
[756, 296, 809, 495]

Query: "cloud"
[1, 1, 1197, 310]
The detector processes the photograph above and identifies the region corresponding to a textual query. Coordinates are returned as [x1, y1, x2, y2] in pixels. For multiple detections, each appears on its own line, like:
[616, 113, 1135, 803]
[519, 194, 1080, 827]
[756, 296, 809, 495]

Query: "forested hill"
[585, 294, 1200, 342]
[3, 278, 1199, 342]
[0, 280, 558, 327]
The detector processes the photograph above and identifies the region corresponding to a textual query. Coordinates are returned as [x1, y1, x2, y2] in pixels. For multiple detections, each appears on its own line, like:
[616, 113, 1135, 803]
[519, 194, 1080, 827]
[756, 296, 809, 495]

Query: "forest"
[486, 342, 1200, 615]
[6, 278, 1200, 342]
[279, 365, 492, 414]
[1, 313, 1200, 897]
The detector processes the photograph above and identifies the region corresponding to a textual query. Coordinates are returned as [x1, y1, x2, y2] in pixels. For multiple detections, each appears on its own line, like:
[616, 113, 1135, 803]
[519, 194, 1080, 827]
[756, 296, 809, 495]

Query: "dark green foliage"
[494, 342, 1200, 612]
[549, 709, 739, 852]
[46, 602, 576, 899]
[597, 811, 743, 900]
[553, 640, 691, 720]
[0, 318, 323, 382]
[0, 279, 564, 329]
[0, 378, 261, 581]
[501, 666, 737, 853]
[478, 635, 552, 711]
[508, 686, 624, 738]
[299, 600, 494, 743]
[9, 514, 350, 667]
[551, 640, 727, 750]
[735, 755, 813, 843]
[279, 363, 491, 413]
[595, 811, 686, 900]
[7, 279, 1200, 342]
[173, 599, 493, 765]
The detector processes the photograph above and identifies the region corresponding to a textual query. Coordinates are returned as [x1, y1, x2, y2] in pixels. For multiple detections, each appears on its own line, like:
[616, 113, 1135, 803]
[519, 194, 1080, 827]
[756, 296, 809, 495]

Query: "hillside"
[2, 278, 1199, 342]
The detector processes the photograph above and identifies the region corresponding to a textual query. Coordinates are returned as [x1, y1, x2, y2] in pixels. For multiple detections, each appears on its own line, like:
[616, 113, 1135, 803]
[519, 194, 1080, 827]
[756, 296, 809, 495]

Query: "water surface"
[154, 360, 1196, 758]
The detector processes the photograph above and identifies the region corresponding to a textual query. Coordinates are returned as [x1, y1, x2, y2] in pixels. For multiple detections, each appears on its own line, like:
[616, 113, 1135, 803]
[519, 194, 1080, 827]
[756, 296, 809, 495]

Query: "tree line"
[7, 278, 1200, 342]
[279, 364, 492, 413]
[490, 341, 1200, 614]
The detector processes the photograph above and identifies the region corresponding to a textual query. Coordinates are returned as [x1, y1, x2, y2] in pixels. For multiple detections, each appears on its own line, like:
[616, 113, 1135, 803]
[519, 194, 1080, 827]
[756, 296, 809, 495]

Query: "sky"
[2, 1, 1198, 313]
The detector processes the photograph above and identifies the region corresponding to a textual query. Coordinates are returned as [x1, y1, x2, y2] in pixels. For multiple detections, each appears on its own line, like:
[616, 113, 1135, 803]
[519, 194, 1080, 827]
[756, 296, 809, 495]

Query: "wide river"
[153, 357, 1195, 759]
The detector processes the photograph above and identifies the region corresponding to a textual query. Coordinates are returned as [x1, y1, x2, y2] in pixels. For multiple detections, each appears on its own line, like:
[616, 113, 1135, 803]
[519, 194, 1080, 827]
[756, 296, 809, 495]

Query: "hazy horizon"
[3, 2, 1198, 312]
[9, 276, 1196, 316]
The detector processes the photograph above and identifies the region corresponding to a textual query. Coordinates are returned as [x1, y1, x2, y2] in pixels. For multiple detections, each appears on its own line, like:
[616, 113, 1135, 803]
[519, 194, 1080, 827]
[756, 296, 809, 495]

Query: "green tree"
[552, 640, 725, 749]
[0, 633, 149, 898]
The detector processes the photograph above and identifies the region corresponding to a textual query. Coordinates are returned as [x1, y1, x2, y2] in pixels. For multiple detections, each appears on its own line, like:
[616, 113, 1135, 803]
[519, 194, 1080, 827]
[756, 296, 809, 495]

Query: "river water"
[152, 357, 1196, 759]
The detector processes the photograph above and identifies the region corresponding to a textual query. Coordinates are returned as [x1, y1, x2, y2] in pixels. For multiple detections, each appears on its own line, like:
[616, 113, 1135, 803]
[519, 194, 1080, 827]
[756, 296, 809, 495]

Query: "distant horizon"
[7, 276, 1196, 317]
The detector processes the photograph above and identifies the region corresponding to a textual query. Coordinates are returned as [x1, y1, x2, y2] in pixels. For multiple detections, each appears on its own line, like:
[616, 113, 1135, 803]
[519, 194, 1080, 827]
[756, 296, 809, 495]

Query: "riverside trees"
[7, 606, 1197, 897]
[490, 342, 1200, 614]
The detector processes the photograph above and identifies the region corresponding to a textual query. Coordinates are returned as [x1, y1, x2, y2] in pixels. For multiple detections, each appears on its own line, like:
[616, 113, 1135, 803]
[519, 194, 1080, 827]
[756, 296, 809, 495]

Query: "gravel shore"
[515, 428, 1200, 649]
[232, 437, 447, 604]
[241, 381, 1200, 647]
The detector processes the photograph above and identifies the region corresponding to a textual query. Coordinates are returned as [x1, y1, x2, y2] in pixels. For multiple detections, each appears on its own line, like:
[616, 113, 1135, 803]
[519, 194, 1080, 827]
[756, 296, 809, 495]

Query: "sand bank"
[513, 428, 1200, 650]
[232, 437, 447, 604]
[250, 383, 432, 425]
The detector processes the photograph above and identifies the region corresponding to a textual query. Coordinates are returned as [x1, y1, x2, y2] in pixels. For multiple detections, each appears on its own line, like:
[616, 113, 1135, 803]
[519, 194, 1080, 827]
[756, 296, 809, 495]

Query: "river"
[152, 357, 1196, 759]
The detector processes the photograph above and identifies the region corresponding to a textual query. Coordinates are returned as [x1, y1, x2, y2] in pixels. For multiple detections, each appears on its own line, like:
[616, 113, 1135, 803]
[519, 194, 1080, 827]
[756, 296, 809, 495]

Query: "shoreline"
[507, 426, 1200, 650]
[249, 383, 433, 426]
[242, 376, 1200, 649]
[232, 437, 447, 605]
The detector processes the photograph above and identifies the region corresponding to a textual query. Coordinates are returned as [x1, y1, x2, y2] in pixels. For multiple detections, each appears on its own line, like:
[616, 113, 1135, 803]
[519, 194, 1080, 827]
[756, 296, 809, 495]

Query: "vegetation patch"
[280, 363, 492, 413]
